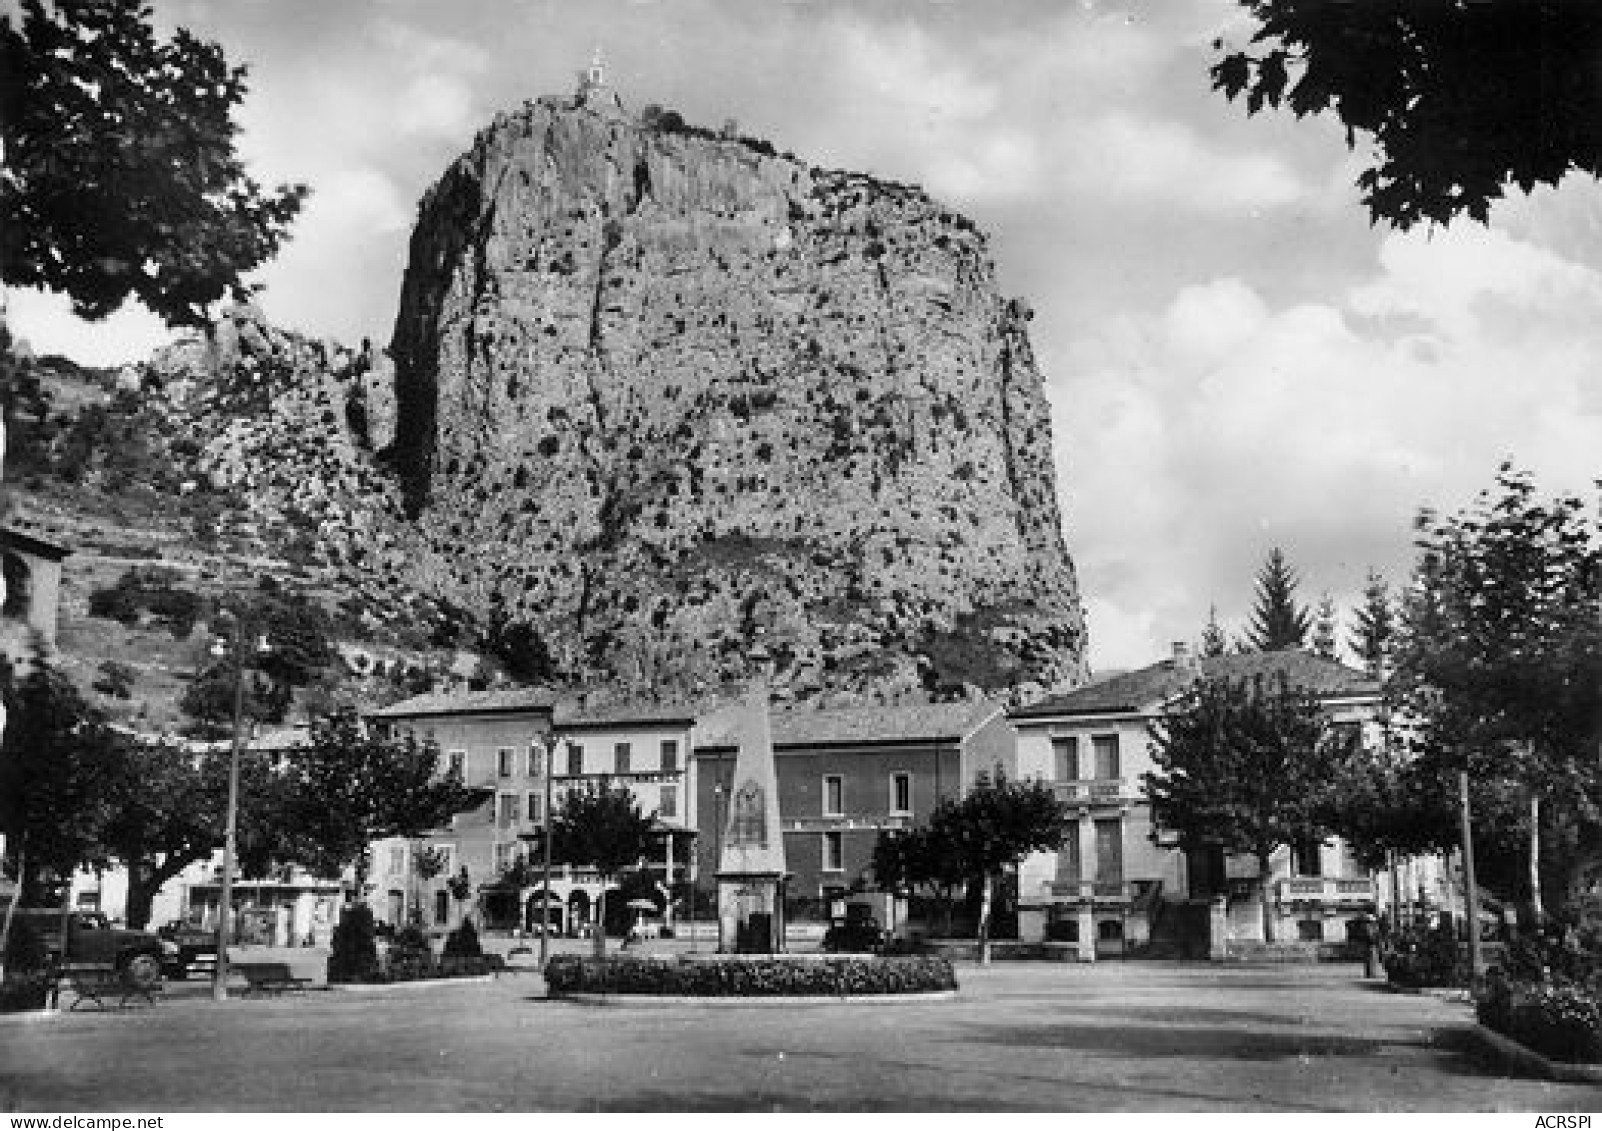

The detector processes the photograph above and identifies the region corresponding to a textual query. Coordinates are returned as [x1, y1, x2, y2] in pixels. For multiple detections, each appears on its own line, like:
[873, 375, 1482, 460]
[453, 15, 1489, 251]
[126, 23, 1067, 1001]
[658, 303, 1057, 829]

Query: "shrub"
[385, 923, 435, 982]
[87, 567, 202, 638]
[93, 660, 136, 699]
[1479, 975, 1602, 1064]
[442, 919, 483, 959]
[1382, 925, 1468, 988]
[326, 903, 381, 984]
[543, 954, 958, 997]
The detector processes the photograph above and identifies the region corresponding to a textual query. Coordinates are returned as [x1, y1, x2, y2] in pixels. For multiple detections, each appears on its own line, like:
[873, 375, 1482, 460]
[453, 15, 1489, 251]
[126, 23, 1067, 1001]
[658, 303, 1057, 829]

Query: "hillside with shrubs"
[1, 312, 514, 733]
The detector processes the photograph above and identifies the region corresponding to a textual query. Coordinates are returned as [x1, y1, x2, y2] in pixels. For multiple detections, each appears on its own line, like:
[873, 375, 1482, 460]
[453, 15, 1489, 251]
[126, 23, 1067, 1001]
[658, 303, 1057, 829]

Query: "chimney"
[1172, 641, 1202, 681]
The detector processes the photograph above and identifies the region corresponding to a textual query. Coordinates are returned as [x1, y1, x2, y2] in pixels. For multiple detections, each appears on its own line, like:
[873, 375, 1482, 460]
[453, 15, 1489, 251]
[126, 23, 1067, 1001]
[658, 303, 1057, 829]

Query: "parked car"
[10, 908, 171, 988]
[822, 907, 888, 954]
[155, 920, 219, 980]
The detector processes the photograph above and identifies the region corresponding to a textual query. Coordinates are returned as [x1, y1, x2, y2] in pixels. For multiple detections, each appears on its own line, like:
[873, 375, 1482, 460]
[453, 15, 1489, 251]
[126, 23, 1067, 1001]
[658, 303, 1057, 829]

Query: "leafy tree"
[0, 642, 298, 931]
[1387, 465, 1602, 916]
[1212, 1, 1602, 229]
[483, 614, 557, 685]
[0, 647, 122, 901]
[445, 865, 475, 927]
[1144, 672, 1349, 942]
[549, 779, 655, 957]
[1245, 547, 1310, 651]
[100, 734, 291, 928]
[1349, 569, 1396, 681]
[276, 709, 475, 895]
[179, 582, 338, 735]
[410, 843, 449, 926]
[1200, 605, 1229, 658]
[0, 0, 308, 326]
[1310, 593, 1339, 660]
[871, 823, 967, 936]
[927, 770, 1069, 964]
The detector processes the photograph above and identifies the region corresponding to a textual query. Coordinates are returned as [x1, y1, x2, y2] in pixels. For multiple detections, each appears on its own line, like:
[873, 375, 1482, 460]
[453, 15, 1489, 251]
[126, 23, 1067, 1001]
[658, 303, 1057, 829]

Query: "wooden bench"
[54, 963, 160, 1011]
[231, 961, 313, 996]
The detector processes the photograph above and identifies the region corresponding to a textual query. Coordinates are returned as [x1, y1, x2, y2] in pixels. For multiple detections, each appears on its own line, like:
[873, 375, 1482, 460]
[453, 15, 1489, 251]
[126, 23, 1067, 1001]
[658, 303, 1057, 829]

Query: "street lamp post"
[713, 773, 725, 953]
[1459, 771, 1485, 980]
[212, 618, 248, 1002]
[539, 732, 557, 968]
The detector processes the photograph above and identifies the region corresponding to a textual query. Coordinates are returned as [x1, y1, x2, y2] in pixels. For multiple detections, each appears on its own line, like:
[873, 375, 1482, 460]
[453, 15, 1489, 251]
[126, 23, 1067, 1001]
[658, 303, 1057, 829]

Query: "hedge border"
[551, 989, 960, 1007]
[544, 954, 958, 998]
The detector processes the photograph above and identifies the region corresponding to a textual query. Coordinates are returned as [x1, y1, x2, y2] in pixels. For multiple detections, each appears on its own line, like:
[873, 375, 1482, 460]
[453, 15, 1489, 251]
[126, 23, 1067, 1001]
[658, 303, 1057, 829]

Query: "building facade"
[691, 699, 1014, 922]
[543, 708, 696, 934]
[368, 691, 694, 936]
[1011, 646, 1387, 959]
[368, 689, 556, 933]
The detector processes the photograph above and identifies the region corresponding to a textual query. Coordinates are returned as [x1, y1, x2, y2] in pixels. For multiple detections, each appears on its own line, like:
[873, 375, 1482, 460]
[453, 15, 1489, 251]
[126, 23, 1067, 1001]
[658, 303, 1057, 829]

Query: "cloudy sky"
[8, 0, 1601, 673]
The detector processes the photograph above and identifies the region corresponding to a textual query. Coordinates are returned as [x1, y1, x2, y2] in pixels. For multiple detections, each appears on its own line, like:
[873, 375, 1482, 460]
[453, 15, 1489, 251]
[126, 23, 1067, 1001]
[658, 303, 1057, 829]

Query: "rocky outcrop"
[385, 90, 1088, 705]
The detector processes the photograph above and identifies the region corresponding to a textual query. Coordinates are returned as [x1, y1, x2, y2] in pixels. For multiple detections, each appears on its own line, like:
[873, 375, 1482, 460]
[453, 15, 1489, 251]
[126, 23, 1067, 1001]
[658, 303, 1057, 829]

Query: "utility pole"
[1459, 771, 1484, 979]
[1529, 791, 1543, 926]
[213, 618, 246, 1001]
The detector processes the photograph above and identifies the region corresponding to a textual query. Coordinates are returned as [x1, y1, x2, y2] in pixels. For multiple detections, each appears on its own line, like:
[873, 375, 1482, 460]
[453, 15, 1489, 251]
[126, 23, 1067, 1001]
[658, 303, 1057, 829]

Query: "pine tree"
[1200, 605, 1228, 658]
[1349, 569, 1395, 680]
[1311, 593, 1339, 660]
[1245, 548, 1311, 651]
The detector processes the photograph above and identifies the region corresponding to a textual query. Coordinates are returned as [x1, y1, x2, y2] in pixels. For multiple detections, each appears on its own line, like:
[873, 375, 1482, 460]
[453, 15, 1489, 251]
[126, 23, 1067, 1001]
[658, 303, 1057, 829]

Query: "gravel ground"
[2, 959, 1599, 1112]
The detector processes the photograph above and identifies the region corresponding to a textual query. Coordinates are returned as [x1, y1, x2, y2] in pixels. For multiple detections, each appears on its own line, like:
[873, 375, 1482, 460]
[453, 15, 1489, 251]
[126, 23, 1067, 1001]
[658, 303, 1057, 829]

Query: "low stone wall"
[1222, 940, 1357, 963]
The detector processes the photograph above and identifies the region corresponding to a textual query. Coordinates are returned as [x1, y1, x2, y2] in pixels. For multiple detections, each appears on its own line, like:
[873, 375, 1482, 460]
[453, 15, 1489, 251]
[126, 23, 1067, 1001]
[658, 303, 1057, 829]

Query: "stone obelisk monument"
[716, 678, 788, 953]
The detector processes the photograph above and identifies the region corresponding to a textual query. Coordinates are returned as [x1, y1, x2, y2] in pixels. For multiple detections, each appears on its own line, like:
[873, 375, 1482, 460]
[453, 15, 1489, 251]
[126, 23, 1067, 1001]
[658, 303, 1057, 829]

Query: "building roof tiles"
[1012, 650, 1379, 719]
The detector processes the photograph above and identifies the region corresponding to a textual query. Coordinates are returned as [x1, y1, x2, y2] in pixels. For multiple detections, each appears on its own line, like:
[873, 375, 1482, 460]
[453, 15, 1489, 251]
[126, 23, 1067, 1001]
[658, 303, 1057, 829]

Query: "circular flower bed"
[544, 953, 957, 997]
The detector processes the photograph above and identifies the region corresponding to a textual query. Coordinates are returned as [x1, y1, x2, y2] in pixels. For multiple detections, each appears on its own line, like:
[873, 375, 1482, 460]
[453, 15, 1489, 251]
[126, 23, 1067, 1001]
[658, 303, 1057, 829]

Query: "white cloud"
[2, 291, 172, 369]
[249, 167, 412, 337]
[1058, 224, 1602, 672]
[398, 73, 481, 141]
[1162, 278, 1270, 368]
[1075, 113, 1308, 212]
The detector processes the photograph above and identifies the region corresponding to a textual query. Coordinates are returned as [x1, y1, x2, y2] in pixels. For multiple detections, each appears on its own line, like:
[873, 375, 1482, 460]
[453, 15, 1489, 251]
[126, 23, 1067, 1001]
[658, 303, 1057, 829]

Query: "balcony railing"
[1052, 780, 1138, 805]
[1045, 879, 1133, 902]
[782, 814, 914, 833]
[1276, 877, 1376, 904]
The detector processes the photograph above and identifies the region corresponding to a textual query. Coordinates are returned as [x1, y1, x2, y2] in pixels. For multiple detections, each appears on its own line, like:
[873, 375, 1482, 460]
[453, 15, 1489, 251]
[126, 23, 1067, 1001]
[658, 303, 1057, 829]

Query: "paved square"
[2, 959, 1599, 1111]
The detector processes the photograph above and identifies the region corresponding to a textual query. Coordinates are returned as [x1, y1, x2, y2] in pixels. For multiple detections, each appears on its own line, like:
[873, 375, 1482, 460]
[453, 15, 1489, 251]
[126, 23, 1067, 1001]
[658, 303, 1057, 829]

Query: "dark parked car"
[822, 908, 888, 954]
[156, 920, 218, 980]
[11, 908, 171, 989]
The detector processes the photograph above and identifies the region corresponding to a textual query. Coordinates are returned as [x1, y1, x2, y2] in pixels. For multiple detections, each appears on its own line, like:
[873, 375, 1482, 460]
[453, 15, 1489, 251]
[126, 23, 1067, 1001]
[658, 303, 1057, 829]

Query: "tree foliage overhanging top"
[0, 0, 308, 326]
[1214, 0, 1602, 229]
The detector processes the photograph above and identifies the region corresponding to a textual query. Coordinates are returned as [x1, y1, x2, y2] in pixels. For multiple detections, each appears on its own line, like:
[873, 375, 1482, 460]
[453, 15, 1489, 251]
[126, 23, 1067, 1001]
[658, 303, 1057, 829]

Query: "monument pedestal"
[714, 680, 789, 954]
[717, 873, 788, 953]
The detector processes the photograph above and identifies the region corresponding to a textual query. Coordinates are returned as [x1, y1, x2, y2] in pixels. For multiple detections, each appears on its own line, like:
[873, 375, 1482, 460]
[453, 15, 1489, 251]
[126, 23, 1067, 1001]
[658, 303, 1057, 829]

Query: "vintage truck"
[8, 907, 173, 988]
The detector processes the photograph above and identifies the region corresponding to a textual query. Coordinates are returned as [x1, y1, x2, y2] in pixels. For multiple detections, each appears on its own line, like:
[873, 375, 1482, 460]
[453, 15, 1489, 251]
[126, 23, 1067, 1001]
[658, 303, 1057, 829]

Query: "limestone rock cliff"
[386, 89, 1088, 705]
